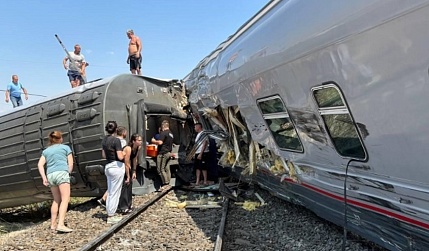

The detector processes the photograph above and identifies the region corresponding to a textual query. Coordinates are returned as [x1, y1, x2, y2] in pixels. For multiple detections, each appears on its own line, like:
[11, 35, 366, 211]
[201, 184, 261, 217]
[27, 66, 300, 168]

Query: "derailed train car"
[0, 74, 192, 209]
[184, 0, 429, 250]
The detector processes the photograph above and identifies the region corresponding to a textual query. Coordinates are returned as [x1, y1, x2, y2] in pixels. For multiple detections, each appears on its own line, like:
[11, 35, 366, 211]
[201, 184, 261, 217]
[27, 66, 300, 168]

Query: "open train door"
[127, 99, 158, 195]
[127, 99, 191, 194]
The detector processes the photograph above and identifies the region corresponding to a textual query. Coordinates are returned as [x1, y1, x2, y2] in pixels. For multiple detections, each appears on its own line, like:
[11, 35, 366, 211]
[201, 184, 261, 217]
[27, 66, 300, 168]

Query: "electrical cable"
[0, 89, 47, 97]
[342, 158, 365, 251]
[342, 158, 353, 251]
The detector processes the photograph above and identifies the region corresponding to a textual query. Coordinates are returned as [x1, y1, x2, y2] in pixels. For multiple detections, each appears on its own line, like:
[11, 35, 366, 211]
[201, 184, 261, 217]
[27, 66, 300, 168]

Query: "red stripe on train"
[282, 178, 429, 230]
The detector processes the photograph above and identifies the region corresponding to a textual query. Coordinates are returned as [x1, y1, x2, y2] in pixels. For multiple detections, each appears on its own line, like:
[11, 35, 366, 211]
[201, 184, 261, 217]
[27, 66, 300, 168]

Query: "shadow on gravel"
[0, 197, 98, 234]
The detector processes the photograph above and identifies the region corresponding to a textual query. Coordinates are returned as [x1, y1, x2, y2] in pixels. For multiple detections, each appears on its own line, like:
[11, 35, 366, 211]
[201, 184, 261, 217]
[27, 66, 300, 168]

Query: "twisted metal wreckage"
[183, 0, 429, 250]
[2, 0, 429, 250]
[190, 106, 288, 178]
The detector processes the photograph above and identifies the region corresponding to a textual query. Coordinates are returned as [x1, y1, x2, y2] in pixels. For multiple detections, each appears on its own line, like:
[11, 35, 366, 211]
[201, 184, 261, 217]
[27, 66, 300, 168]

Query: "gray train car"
[0, 74, 191, 209]
[184, 0, 429, 250]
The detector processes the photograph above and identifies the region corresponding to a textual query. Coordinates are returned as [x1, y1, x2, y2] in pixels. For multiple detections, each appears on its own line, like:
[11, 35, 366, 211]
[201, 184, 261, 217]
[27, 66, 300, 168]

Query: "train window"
[259, 98, 286, 113]
[257, 96, 303, 152]
[313, 87, 345, 108]
[312, 84, 366, 159]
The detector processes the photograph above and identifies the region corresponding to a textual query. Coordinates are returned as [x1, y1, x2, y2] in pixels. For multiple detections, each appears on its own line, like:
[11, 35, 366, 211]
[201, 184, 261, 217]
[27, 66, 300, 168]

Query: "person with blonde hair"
[37, 131, 74, 233]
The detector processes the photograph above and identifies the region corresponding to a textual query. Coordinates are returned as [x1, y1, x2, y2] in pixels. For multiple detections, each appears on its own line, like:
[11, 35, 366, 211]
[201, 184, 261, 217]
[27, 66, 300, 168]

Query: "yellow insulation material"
[235, 201, 261, 211]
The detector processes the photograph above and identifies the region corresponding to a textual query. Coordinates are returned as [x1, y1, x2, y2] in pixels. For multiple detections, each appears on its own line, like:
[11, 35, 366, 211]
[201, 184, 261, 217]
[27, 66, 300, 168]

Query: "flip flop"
[56, 226, 73, 233]
[157, 187, 164, 192]
[123, 208, 133, 214]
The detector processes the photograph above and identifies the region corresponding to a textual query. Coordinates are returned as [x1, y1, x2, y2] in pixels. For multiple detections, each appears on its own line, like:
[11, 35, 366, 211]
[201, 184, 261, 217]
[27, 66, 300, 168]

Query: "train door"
[128, 100, 192, 193]
[127, 99, 158, 194]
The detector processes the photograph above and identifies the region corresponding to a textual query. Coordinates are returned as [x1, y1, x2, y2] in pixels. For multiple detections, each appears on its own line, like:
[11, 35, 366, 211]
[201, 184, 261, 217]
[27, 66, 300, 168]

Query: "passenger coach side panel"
[0, 109, 37, 199]
[33, 89, 105, 194]
[70, 89, 105, 194]
[35, 95, 77, 191]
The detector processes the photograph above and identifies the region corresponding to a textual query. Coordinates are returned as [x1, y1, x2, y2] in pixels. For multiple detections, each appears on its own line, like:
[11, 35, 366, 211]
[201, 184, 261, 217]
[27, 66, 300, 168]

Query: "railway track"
[78, 187, 229, 251]
[79, 188, 171, 251]
[0, 185, 229, 251]
[0, 184, 387, 251]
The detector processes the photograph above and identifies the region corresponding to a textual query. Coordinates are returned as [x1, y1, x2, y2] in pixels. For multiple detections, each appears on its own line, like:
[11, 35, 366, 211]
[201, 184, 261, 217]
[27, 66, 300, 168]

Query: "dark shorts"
[194, 153, 209, 170]
[67, 70, 83, 82]
[129, 55, 142, 70]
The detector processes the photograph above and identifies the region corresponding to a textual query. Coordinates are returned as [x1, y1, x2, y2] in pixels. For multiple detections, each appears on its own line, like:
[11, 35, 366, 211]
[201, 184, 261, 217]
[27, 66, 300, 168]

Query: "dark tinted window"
[312, 84, 366, 159]
[259, 97, 286, 114]
[258, 96, 303, 152]
[313, 87, 344, 107]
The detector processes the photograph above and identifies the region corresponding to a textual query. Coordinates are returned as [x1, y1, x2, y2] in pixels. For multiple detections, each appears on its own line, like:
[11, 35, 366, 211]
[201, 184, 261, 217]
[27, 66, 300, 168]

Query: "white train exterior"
[184, 0, 429, 250]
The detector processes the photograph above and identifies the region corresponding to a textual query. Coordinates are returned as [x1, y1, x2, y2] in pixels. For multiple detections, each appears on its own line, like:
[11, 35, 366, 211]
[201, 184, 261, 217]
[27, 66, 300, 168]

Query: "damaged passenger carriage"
[0, 74, 193, 209]
[183, 0, 429, 250]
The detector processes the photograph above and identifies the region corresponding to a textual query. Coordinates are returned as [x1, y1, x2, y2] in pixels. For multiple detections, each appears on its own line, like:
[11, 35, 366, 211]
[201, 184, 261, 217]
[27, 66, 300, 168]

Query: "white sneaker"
[107, 215, 122, 224]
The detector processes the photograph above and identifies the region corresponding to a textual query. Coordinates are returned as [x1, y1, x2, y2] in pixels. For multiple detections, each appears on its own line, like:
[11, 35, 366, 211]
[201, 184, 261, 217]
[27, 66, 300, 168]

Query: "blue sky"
[0, 0, 268, 113]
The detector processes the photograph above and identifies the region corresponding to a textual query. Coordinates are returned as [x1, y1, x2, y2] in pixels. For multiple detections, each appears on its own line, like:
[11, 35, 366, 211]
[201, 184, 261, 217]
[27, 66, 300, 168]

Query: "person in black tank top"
[119, 134, 143, 213]
[101, 121, 126, 224]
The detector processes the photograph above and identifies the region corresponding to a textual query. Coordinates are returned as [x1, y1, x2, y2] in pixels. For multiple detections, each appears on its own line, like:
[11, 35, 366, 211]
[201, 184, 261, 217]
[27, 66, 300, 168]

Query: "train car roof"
[0, 74, 178, 117]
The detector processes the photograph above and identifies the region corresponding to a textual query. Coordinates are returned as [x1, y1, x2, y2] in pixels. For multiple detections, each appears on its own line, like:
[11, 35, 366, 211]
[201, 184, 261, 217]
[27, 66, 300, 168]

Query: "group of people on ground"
[4, 29, 142, 108]
[36, 118, 212, 231]
[100, 120, 175, 223]
[101, 121, 143, 224]
[36, 124, 144, 230]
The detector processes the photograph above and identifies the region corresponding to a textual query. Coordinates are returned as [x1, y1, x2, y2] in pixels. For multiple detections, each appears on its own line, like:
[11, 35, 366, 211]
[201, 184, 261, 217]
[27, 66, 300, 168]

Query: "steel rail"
[214, 198, 229, 251]
[79, 187, 172, 251]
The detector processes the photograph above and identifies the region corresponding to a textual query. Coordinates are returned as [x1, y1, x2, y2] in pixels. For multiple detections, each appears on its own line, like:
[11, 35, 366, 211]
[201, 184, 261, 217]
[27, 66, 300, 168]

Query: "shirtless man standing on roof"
[126, 29, 142, 75]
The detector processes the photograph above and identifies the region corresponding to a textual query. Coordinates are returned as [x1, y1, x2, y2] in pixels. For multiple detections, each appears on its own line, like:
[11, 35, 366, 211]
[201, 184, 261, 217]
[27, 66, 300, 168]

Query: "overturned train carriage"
[184, 0, 429, 250]
[0, 74, 192, 209]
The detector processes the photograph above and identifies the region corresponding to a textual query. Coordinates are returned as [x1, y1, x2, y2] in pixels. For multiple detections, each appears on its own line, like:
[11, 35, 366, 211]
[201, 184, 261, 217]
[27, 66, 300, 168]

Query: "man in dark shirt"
[151, 120, 174, 190]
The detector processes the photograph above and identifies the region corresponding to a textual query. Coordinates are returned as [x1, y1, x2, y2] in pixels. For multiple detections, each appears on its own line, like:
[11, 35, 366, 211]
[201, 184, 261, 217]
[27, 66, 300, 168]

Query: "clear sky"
[0, 0, 268, 113]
